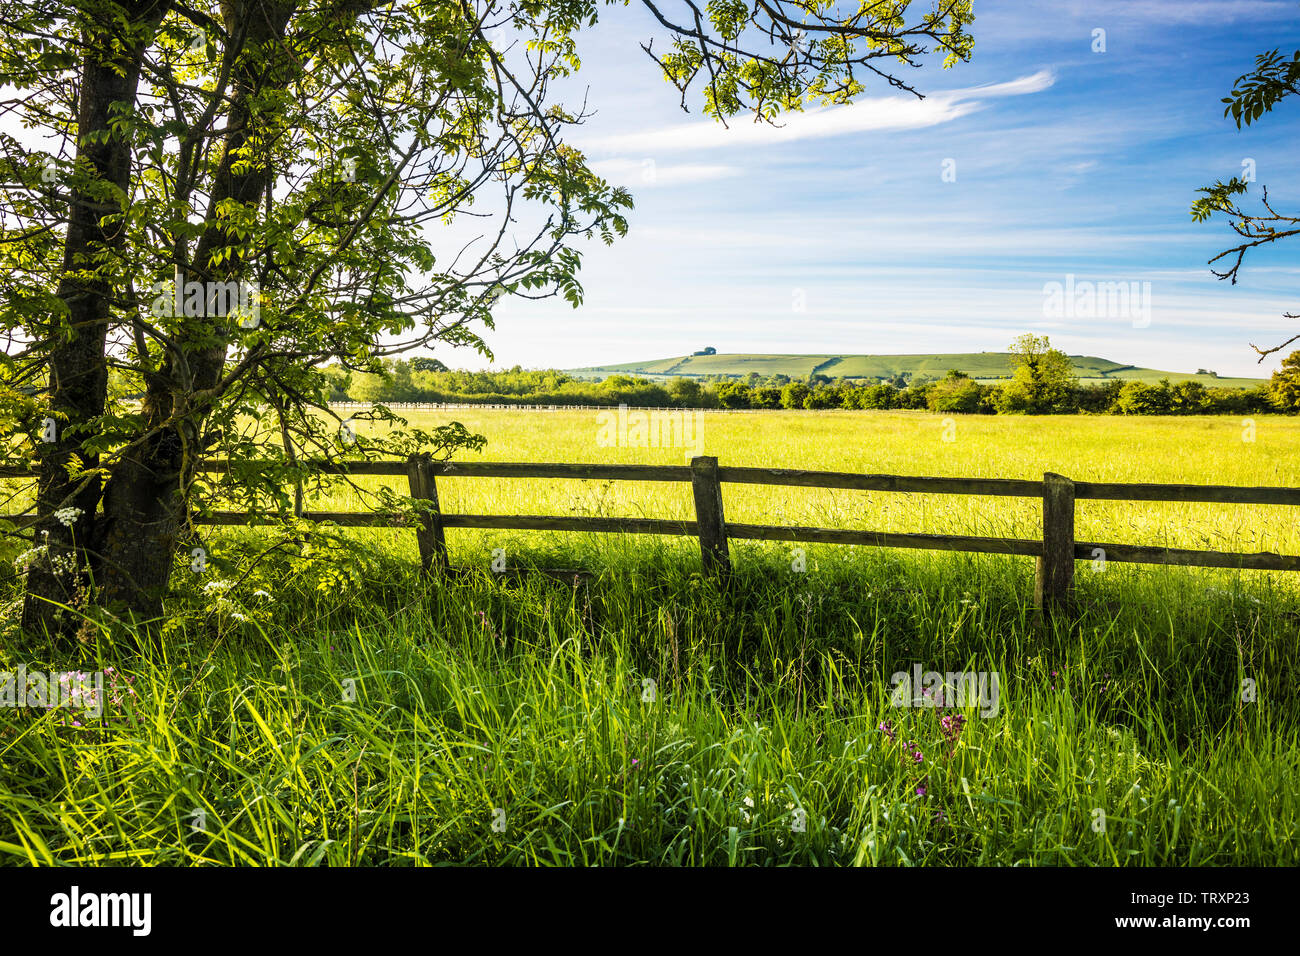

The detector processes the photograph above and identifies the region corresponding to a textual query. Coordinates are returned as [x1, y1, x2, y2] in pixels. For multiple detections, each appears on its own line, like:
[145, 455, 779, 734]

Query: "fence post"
[690, 455, 731, 578]
[1035, 472, 1075, 617]
[407, 454, 449, 576]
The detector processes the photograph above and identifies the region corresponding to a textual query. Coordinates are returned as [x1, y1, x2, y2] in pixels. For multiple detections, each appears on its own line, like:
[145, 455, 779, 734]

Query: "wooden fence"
[6, 455, 1299, 615]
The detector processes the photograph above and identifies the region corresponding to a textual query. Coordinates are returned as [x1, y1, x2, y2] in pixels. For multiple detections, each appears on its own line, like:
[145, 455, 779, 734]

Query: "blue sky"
[477, 0, 1300, 379]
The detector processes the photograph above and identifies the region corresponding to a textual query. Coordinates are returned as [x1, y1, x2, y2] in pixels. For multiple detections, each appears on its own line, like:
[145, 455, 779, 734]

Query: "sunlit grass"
[1, 409, 1297, 866]
[309, 409, 1300, 581]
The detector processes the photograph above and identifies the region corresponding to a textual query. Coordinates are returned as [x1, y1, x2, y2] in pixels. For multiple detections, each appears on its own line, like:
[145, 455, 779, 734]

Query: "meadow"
[1, 409, 1298, 865]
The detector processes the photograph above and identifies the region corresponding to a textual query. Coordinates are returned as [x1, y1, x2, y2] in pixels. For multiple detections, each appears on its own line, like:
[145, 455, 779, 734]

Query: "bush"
[802, 384, 841, 409]
[1113, 380, 1173, 415]
[1075, 380, 1124, 413]
[668, 377, 705, 407]
[926, 372, 989, 414]
[780, 382, 810, 409]
[714, 381, 753, 409]
[1269, 351, 1300, 413]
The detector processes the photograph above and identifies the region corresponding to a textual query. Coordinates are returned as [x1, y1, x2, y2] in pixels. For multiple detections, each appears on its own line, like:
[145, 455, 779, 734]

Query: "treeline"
[707, 373, 1275, 415]
[324, 364, 678, 407]
[324, 361, 1282, 415]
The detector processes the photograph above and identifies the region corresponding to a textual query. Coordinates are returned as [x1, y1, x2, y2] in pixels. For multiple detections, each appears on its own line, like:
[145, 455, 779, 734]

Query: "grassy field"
[322, 408, 1300, 560]
[565, 353, 1266, 388]
[1, 409, 1298, 865]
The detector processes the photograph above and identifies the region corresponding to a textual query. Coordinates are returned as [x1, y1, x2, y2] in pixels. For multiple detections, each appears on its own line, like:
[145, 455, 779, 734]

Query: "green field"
[320, 408, 1300, 558]
[565, 352, 1266, 389]
[2, 410, 1297, 865]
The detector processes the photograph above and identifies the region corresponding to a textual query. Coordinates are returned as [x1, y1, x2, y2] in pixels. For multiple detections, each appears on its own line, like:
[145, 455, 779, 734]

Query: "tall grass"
[1, 410, 1297, 865]
[2, 540, 1296, 865]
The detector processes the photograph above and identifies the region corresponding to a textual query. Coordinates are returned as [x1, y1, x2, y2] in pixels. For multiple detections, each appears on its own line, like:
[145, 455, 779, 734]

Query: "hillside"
[564, 352, 1265, 389]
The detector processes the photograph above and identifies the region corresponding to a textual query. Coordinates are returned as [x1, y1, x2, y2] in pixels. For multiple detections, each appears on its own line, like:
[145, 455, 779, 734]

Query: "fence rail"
[5, 456, 1299, 613]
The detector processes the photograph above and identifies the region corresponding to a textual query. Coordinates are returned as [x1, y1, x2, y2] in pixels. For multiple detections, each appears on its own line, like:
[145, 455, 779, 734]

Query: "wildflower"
[940, 713, 966, 745]
[915, 785, 926, 797]
[878, 720, 895, 740]
[940, 712, 966, 755]
[53, 507, 84, 527]
[12, 545, 49, 572]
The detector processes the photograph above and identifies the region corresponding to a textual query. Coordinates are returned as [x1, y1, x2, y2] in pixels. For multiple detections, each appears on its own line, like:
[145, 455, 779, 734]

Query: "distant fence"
[5, 456, 1299, 614]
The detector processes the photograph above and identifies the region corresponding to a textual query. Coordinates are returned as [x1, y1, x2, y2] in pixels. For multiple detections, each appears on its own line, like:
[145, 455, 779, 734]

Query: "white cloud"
[589, 159, 741, 187]
[582, 71, 1056, 155]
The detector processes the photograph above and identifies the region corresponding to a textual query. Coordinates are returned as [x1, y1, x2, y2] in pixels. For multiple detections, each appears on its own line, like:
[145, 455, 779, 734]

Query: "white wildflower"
[13, 545, 48, 570]
[53, 507, 84, 527]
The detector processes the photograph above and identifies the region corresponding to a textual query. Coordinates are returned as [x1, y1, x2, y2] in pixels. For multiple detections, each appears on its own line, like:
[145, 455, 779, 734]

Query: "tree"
[780, 381, 810, 409]
[802, 384, 839, 409]
[1170, 379, 1208, 415]
[1113, 379, 1173, 416]
[859, 383, 899, 410]
[713, 381, 752, 409]
[927, 370, 986, 414]
[667, 376, 704, 408]
[410, 358, 448, 373]
[1269, 351, 1300, 413]
[995, 335, 1077, 414]
[1, 0, 974, 637]
[1191, 47, 1300, 360]
[1076, 379, 1123, 414]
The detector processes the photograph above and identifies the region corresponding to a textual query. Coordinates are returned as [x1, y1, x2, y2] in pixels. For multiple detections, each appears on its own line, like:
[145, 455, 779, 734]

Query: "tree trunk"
[93, 0, 298, 617]
[22, 1, 172, 639]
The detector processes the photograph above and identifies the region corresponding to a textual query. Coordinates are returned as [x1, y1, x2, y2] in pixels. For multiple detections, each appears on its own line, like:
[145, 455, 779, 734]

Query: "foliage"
[995, 335, 1078, 414]
[327, 357, 1279, 416]
[1270, 351, 1300, 413]
[2, 542, 1296, 865]
[926, 370, 992, 414]
[1191, 46, 1300, 359]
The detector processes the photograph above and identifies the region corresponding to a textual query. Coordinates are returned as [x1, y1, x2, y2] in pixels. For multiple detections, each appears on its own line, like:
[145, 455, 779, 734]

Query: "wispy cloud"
[589, 159, 741, 187]
[583, 71, 1056, 155]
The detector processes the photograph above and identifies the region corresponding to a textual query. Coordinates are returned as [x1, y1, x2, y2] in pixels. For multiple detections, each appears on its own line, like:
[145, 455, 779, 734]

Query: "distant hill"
[563, 353, 1265, 389]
